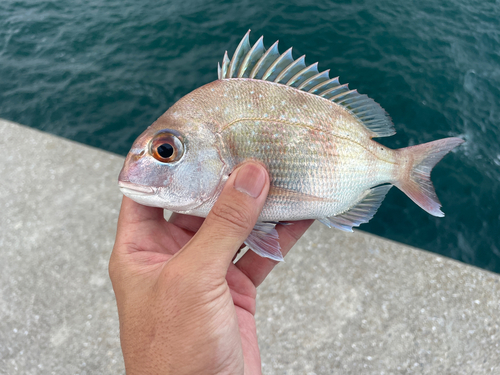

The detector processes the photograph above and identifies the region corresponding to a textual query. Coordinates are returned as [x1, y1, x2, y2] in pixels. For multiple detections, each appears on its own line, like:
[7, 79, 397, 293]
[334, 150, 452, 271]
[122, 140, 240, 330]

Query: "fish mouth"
[118, 181, 156, 197]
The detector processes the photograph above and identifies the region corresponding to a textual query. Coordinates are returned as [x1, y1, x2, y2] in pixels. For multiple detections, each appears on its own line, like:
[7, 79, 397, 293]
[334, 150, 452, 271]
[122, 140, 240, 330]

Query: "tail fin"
[395, 137, 464, 217]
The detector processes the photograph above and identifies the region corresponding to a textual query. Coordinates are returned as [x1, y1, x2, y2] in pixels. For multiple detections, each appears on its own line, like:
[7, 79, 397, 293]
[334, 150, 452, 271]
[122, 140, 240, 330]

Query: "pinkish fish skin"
[118, 31, 463, 261]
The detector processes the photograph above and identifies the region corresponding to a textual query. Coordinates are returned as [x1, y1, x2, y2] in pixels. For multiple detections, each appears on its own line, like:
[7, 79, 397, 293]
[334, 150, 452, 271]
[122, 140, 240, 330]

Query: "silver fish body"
[119, 31, 463, 260]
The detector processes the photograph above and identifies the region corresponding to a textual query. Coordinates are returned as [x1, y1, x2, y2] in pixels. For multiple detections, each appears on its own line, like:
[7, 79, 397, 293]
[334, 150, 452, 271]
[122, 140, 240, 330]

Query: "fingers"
[113, 196, 164, 250]
[110, 196, 163, 285]
[117, 196, 164, 229]
[236, 219, 314, 287]
[168, 213, 205, 233]
[176, 162, 270, 275]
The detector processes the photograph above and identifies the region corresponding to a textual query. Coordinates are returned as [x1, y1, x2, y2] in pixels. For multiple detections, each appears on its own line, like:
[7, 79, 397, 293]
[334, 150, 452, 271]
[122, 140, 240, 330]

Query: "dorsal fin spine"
[237, 36, 265, 78]
[362, 119, 385, 125]
[319, 83, 349, 98]
[286, 62, 319, 87]
[330, 89, 358, 102]
[228, 31, 251, 78]
[220, 31, 396, 138]
[221, 51, 230, 79]
[350, 103, 378, 113]
[249, 41, 279, 79]
[323, 83, 349, 98]
[274, 55, 306, 83]
[351, 108, 377, 116]
[262, 47, 293, 81]
[339, 96, 370, 106]
[297, 69, 330, 90]
[308, 77, 340, 94]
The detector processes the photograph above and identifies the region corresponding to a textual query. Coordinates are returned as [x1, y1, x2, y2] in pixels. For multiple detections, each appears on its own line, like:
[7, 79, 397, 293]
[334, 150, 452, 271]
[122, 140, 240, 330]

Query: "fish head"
[118, 113, 226, 212]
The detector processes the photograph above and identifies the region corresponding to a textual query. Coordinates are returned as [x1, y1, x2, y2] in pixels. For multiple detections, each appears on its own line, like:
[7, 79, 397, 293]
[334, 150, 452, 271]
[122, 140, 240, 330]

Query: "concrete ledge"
[1, 119, 499, 374]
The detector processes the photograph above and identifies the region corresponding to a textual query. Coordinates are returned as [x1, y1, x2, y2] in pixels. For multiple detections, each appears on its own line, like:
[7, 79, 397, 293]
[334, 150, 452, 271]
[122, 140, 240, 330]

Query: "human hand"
[109, 162, 314, 375]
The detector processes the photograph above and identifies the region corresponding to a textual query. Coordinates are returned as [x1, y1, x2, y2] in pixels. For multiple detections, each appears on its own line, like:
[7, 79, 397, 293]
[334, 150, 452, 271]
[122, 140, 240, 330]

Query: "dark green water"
[1, 0, 499, 271]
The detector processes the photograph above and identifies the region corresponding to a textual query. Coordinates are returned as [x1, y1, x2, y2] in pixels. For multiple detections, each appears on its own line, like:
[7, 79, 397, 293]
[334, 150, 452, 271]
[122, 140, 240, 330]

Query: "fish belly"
[219, 119, 395, 221]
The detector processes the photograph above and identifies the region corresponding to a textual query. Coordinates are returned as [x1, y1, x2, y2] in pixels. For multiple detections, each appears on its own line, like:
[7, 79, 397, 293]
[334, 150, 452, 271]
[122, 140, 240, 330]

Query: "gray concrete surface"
[1, 118, 499, 374]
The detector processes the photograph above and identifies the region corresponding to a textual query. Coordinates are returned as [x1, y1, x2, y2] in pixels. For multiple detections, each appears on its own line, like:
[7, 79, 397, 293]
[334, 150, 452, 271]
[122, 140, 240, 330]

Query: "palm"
[115, 198, 313, 374]
[123, 211, 261, 367]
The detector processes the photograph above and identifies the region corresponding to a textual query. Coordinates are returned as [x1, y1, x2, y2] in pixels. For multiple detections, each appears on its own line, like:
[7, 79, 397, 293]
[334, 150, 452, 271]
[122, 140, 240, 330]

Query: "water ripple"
[1, 0, 499, 271]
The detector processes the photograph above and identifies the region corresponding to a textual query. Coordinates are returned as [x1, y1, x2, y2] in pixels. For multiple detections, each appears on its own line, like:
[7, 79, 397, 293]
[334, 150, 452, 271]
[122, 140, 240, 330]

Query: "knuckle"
[210, 200, 252, 232]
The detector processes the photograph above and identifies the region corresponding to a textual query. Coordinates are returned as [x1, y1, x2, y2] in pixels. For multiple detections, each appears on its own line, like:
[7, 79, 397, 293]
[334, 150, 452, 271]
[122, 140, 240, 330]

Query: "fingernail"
[234, 163, 267, 198]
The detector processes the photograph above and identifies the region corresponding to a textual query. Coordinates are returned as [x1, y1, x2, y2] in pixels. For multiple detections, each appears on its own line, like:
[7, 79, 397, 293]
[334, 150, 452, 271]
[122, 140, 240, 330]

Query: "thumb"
[176, 161, 270, 274]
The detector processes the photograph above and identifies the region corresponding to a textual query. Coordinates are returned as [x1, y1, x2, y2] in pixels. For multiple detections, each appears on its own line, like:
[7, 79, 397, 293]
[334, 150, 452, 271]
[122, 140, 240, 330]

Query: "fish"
[118, 30, 464, 261]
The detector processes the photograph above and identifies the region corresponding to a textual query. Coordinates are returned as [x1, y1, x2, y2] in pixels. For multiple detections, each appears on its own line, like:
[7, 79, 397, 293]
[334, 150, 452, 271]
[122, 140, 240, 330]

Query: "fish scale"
[118, 31, 464, 261]
[221, 121, 338, 217]
[215, 80, 389, 204]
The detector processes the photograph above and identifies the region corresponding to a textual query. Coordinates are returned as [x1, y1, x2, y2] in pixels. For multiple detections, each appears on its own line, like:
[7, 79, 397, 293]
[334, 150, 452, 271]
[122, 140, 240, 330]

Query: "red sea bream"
[118, 31, 464, 261]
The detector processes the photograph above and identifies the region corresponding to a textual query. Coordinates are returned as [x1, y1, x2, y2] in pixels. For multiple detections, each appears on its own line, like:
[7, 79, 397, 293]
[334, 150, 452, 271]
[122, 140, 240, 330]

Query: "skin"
[109, 162, 314, 375]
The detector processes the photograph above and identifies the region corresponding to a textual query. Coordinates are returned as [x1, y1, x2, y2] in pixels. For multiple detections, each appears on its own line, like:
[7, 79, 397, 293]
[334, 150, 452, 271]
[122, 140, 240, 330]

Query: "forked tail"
[395, 137, 464, 217]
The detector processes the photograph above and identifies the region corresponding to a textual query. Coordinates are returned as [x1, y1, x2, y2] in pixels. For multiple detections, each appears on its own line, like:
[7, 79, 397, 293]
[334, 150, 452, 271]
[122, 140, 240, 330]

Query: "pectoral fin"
[244, 222, 283, 261]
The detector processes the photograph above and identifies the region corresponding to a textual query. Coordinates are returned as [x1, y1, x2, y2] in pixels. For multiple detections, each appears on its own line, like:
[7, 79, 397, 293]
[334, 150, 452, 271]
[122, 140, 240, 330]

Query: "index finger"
[117, 196, 165, 229]
[168, 212, 205, 233]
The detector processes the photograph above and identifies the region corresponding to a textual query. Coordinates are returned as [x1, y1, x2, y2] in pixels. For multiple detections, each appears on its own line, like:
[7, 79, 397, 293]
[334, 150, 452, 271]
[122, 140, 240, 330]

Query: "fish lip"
[118, 181, 156, 196]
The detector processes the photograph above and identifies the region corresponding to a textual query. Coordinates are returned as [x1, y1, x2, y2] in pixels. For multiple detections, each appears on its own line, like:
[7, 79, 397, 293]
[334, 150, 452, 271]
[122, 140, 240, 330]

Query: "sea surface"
[1, 0, 499, 271]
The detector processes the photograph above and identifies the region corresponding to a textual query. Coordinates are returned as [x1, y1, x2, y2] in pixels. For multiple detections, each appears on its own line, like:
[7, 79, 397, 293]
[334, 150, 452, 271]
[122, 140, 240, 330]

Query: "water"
[1, 0, 499, 271]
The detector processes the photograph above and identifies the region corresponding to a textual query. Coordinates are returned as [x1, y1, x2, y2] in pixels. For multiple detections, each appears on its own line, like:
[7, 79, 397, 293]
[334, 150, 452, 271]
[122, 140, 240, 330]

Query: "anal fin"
[319, 185, 392, 232]
[244, 222, 284, 261]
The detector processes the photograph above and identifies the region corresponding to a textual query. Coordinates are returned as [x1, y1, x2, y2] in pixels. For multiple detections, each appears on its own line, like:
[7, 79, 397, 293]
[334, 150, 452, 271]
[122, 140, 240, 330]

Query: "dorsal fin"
[219, 30, 395, 138]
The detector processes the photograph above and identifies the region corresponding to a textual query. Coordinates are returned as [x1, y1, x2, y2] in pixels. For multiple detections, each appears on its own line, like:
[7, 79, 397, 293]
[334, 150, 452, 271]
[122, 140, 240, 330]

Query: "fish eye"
[150, 132, 184, 163]
[157, 143, 174, 158]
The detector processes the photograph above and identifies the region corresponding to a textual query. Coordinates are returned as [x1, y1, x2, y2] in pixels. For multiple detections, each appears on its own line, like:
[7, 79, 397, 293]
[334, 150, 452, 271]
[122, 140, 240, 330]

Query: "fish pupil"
[157, 144, 174, 158]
